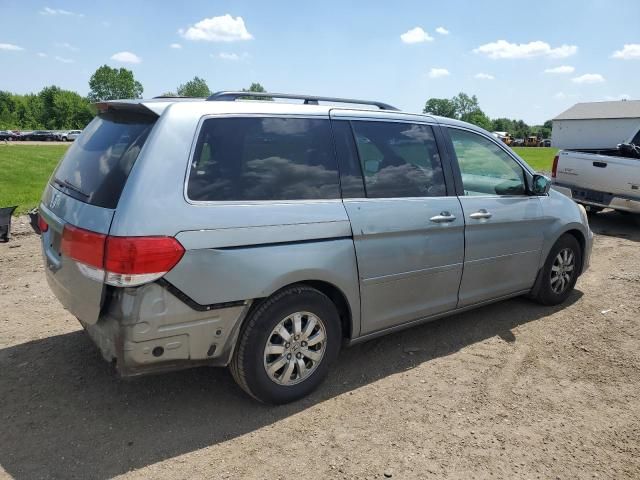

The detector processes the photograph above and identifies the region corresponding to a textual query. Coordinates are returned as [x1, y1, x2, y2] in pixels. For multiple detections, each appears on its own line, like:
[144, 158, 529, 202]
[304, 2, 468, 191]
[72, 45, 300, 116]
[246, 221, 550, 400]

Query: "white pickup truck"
[552, 128, 640, 214]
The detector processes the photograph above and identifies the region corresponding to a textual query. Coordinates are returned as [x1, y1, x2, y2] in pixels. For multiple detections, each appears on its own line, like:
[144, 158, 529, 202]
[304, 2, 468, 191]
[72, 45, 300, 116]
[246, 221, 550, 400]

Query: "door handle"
[469, 209, 492, 220]
[430, 211, 457, 223]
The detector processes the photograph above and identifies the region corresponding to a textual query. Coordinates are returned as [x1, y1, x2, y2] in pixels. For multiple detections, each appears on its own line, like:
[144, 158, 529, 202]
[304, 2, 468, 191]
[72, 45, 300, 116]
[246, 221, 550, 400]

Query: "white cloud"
[428, 68, 450, 78]
[0, 43, 24, 51]
[612, 44, 640, 60]
[554, 92, 566, 100]
[544, 65, 575, 74]
[435, 26, 449, 35]
[56, 42, 79, 51]
[400, 27, 433, 44]
[473, 40, 577, 59]
[170, 43, 182, 49]
[40, 7, 83, 17]
[572, 73, 605, 84]
[111, 51, 142, 64]
[54, 56, 74, 63]
[37, 52, 47, 57]
[474, 73, 494, 80]
[179, 14, 253, 42]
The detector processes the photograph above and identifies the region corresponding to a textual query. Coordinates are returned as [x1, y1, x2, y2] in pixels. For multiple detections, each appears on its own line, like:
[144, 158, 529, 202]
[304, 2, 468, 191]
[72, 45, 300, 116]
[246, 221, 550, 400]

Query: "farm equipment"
[525, 136, 540, 147]
[0, 205, 17, 242]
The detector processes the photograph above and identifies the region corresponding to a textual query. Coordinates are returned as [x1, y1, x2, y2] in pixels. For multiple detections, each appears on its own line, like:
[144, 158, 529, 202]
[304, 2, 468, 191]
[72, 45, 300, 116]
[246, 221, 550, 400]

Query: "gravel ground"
[0, 212, 639, 480]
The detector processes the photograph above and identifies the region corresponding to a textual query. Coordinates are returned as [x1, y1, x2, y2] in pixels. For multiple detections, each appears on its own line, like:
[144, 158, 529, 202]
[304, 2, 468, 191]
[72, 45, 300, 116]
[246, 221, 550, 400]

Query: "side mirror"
[531, 174, 551, 195]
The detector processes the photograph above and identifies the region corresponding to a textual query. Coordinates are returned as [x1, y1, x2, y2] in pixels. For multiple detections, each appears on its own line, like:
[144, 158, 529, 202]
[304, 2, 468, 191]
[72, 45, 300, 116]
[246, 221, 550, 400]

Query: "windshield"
[52, 110, 156, 209]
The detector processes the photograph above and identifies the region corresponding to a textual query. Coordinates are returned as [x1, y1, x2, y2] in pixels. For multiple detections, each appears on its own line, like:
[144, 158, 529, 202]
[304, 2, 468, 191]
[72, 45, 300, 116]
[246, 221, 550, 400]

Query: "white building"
[552, 100, 640, 150]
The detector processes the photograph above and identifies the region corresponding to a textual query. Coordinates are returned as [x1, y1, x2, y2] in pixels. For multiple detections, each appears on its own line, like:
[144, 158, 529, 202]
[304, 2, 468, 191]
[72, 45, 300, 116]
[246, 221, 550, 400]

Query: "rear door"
[331, 114, 464, 335]
[40, 108, 157, 324]
[444, 126, 544, 307]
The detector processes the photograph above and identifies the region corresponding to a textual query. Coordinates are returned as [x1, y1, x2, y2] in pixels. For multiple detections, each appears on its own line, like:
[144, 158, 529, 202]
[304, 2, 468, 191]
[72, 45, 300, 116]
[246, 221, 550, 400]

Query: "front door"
[336, 118, 465, 335]
[445, 127, 544, 307]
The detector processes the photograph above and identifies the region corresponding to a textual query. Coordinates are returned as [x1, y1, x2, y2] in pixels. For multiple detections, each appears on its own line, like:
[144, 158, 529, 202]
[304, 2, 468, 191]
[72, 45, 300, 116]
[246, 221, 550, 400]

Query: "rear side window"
[187, 117, 340, 202]
[351, 121, 446, 198]
[53, 111, 156, 209]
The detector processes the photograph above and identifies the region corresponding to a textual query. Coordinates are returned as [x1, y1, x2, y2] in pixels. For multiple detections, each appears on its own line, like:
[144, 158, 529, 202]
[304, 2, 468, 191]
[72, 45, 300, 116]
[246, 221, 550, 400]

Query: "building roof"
[554, 100, 640, 121]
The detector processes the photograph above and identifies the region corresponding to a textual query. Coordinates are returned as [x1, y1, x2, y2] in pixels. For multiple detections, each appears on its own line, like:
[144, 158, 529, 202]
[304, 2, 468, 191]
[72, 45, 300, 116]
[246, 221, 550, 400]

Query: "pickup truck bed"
[552, 149, 640, 213]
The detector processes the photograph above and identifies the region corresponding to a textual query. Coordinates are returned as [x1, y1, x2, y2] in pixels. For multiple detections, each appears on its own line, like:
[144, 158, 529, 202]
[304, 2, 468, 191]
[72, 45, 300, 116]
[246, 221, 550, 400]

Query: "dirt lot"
[1, 212, 639, 479]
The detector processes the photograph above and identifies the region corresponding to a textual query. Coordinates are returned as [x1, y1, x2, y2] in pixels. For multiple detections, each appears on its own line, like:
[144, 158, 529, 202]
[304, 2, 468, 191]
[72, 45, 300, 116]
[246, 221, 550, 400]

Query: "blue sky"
[0, 0, 638, 124]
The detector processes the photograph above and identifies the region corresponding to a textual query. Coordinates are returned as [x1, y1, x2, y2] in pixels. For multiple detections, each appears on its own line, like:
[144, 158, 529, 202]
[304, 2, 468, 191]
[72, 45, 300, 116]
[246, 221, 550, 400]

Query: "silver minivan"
[38, 92, 593, 403]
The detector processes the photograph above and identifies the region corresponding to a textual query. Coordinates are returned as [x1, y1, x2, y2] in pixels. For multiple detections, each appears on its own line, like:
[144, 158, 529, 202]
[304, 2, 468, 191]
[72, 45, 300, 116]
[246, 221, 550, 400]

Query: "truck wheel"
[532, 234, 582, 306]
[230, 285, 341, 404]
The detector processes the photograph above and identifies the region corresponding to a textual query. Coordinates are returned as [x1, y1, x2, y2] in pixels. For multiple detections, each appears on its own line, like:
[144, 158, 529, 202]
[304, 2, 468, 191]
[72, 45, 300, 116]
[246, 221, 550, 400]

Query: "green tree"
[241, 82, 271, 100]
[88, 65, 143, 102]
[176, 76, 210, 97]
[464, 110, 493, 131]
[422, 98, 457, 118]
[452, 92, 481, 120]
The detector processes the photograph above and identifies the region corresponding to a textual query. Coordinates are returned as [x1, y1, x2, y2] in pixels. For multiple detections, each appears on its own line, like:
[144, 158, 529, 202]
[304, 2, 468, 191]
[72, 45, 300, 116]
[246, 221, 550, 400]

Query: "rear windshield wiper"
[54, 178, 90, 199]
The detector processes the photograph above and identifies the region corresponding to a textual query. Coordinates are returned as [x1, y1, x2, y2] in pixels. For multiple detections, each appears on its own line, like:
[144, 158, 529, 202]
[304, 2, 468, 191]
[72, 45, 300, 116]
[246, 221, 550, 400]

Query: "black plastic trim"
[156, 278, 246, 312]
[213, 236, 352, 251]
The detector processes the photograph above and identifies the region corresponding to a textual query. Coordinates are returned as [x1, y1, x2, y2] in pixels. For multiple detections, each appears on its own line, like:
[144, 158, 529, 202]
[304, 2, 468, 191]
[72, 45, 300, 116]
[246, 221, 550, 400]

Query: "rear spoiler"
[93, 98, 201, 116]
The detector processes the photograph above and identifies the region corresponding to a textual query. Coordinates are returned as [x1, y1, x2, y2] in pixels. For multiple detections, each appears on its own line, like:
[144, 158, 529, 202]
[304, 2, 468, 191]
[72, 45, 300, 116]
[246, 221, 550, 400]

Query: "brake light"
[37, 215, 49, 233]
[61, 224, 106, 268]
[104, 236, 184, 286]
[60, 224, 184, 287]
[552, 155, 559, 178]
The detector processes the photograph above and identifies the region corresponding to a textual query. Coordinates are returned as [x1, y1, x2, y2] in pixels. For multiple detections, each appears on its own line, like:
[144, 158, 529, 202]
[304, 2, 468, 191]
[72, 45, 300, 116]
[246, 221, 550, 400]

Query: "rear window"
[187, 117, 340, 202]
[52, 111, 156, 209]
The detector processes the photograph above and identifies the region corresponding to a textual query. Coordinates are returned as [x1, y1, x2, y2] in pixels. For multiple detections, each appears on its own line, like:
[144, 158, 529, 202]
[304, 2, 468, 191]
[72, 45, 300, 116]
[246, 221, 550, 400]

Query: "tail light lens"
[104, 236, 185, 287]
[37, 215, 49, 233]
[60, 224, 184, 287]
[551, 155, 559, 178]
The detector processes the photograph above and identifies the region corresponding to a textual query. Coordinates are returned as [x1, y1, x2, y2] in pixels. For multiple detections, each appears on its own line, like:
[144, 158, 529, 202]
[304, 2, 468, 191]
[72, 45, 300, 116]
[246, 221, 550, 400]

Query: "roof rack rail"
[206, 91, 399, 111]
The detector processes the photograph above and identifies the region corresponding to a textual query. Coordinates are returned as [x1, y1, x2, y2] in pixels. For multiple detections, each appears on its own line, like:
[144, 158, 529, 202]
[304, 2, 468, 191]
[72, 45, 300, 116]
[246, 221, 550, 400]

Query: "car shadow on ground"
[0, 291, 582, 479]
[588, 210, 640, 242]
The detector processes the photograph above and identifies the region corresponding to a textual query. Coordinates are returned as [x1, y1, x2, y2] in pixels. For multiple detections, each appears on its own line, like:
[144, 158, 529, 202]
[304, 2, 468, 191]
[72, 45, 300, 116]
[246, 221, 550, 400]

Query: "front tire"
[532, 234, 582, 306]
[230, 285, 341, 404]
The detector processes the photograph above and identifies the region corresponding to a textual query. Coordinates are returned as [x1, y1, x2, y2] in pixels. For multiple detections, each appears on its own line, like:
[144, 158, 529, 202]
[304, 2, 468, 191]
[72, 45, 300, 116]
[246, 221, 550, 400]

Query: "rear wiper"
[54, 178, 90, 198]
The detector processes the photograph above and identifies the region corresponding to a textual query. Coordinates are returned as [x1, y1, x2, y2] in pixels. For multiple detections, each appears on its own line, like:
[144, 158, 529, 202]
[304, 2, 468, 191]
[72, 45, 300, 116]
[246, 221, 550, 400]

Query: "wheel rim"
[550, 247, 575, 294]
[263, 311, 327, 386]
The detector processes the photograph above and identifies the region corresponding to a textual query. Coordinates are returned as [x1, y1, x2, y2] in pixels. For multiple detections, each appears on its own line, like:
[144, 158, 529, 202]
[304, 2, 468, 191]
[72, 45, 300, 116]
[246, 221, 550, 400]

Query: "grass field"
[512, 147, 558, 172]
[0, 144, 70, 215]
[0, 144, 558, 215]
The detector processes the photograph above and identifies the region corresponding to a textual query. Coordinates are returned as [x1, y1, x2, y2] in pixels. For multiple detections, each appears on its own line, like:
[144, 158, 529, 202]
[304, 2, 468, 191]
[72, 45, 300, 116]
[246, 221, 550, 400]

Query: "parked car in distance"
[539, 139, 551, 147]
[552, 127, 640, 214]
[22, 130, 57, 141]
[38, 91, 593, 404]
[512, 138, 525, 146]
[0, 130, 19, 141]
[55, 130, 82, 141]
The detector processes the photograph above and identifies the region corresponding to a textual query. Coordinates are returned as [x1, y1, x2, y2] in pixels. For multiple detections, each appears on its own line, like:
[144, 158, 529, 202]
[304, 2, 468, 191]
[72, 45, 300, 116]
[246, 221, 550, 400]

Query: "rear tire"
[532, 234, 582, 306]
[230, 285, 341, 404]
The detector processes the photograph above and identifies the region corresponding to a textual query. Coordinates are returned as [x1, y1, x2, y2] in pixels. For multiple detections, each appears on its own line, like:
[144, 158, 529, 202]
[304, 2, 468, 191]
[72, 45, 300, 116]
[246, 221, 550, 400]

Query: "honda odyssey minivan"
[39, 91, 593, 403]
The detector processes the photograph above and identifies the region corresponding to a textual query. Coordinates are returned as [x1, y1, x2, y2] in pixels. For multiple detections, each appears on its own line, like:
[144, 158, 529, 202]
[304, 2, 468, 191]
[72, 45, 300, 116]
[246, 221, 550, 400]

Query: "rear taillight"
[60, 224, 184, 287]
[38, 215, 48, 233]
[61, 224, 106, 268]
[551, 155, 559, 178]
[104, 236, 185, 287]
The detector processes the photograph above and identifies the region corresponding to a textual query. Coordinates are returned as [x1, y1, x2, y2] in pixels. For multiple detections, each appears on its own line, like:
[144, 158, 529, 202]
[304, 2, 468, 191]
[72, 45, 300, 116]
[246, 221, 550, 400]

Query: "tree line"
[0, 65, 268, 130]
[0, 64, 551, 137]
[423, 93, 552, 139]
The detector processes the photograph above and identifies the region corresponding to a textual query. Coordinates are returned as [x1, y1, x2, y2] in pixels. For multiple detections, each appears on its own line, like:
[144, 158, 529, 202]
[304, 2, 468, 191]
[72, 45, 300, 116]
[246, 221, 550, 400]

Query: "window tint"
[351, 121, 446, 198]
[53, 111, 156, 209]
[449, 128, 526, 196]
[187, 117, 340, 201]
[331, 121, 365, 198]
